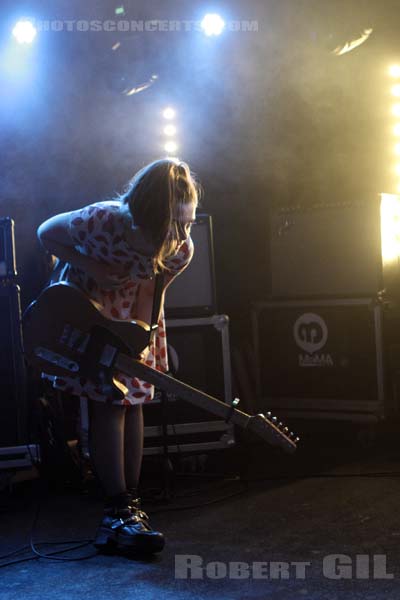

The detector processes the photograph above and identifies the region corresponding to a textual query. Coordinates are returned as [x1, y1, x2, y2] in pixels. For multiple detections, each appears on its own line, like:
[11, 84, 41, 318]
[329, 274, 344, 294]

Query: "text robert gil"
[175, 554, 395, 580]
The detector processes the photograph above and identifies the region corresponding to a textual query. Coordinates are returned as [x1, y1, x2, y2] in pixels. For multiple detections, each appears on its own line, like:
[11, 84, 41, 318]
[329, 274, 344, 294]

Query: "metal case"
[0, 445, 40, 469]
[143, 315, 235, 455]
[252, 298, 387, 422]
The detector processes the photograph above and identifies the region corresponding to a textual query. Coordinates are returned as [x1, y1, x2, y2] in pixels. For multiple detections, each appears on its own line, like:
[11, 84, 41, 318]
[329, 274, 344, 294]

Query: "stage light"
[395, 164, 400, 175]
[394, 143, 400, 155]
[164, 141, 178, 153]
[200, 14, 225, 37]
[12, 20, 37, 44]
[389, 65, 400, 78]
[164, 124, 177, 136]
[163, 107, 176, 120]
[381, 193, 400, 264]
[391, 84, 400, 97]
[393, 124, 400, 136]
[392, 104, 400, 117]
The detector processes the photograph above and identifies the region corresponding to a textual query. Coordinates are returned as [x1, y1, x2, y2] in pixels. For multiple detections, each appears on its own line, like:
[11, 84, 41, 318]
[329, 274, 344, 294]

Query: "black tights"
[88, 401, 144, 498]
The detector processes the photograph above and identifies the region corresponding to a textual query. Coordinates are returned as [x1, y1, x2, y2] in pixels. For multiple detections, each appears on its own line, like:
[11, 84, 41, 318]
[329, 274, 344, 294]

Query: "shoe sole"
[94, 527, 165, 554]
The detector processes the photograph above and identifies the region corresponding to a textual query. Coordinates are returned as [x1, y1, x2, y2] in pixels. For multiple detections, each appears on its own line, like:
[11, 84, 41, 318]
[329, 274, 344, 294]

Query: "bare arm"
[37, 212, 129, 288]
[38, 213, 94, 271]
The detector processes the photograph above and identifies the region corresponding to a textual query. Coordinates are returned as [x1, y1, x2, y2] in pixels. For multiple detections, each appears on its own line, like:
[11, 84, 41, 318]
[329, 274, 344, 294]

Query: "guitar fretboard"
[116, 354, 251, 429]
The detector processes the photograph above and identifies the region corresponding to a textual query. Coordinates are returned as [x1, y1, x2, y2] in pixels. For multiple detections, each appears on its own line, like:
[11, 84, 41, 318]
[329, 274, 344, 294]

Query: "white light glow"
[12, 20, 37, 44]
[393, 104, 400, 117]
[390, 65, 400, 78]
[201, 13, 225, 36]
[393, 124, 400, 136]
[392, 84, 400, 97]
[164, 141, 178, 153]
[163, 124, 177, 136]
[163, 107, 176, 120]
[381, 193, 400, 264]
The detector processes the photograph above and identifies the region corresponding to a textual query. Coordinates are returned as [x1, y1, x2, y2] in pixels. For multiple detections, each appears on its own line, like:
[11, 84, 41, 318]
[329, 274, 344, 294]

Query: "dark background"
[1, 0, 399, 341]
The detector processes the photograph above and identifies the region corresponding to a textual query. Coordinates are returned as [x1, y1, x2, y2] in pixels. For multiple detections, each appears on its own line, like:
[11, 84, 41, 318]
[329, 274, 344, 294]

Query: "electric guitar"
[23, 282, 299, 453]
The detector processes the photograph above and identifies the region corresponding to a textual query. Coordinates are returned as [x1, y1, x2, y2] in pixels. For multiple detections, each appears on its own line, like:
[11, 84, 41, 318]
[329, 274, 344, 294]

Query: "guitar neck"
[115, 354, 251, 429]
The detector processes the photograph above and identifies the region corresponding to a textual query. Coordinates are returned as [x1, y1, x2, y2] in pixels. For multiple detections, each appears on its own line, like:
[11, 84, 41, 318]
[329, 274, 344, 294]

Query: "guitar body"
[23, 282, 151, 381]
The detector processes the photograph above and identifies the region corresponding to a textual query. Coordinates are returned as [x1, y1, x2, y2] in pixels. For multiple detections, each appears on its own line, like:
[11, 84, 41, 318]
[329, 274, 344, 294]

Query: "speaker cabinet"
[0, 284, 27, 446]
[0, 218, 17, 280]
[165, 214, 217, 318]
[252, 298, 386, 421]
[270, 201, 383, 298]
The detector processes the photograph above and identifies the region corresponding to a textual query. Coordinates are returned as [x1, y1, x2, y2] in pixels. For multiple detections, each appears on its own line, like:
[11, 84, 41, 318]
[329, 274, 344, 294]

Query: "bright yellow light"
[392, 85, 400, 97]
[163, 124, 177, 136]
[381, 193, 400, 264]
[163, 107, 176, 120]
[390, 65, 400, 78]
[164, 141, 178, 153]
[393, 124, 400, 136]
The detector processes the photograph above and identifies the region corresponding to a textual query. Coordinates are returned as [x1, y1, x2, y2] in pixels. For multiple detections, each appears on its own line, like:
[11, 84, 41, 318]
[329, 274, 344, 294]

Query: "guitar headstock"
[247, 411, 299, 454]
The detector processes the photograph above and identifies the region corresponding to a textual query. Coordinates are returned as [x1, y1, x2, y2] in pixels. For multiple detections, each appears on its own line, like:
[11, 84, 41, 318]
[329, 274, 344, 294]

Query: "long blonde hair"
[121, 158, 200, 270]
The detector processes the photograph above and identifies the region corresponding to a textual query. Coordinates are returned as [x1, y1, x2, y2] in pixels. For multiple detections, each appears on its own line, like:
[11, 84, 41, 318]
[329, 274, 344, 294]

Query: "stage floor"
[1, 426, 400, 600]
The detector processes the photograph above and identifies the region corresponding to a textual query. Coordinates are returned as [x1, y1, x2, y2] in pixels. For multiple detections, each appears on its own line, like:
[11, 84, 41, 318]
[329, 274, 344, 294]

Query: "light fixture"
[391, 84, 400, 97]
[163, 107, 176, 120]
[389, 65, 400, 78]
[164, 141, 178, 153]
[12, 20, 37, 44]
[200, 14, 225, 37]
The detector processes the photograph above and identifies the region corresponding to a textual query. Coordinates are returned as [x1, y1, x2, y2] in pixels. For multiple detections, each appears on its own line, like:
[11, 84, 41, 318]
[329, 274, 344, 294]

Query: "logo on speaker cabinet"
[294, 313, 333, 367]
[294, 313, 327, 354]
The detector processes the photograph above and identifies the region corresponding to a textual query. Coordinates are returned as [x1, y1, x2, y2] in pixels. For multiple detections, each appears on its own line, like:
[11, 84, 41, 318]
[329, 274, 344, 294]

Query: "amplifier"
[252, 298, 386, 421]
[0, 218, 17, 280]
[165, 214, 217, 318]
[269, 201, 383, 298]
[0, 284, 27, 447]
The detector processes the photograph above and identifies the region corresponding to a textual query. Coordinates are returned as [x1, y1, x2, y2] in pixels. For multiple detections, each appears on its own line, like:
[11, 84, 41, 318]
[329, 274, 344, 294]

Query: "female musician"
[37, 158, 200, 553]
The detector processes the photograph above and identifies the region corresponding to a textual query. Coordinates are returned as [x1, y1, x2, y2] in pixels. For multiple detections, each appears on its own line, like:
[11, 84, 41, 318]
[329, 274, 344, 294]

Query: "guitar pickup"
[34, 346, 79, 373]
[99, 343, 118, 368]
[60, 324, 90, 353]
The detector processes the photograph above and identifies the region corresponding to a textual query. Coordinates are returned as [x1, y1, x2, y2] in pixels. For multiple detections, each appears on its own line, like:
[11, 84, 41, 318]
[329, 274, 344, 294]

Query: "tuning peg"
[266, 411, 272, 419]
[294, 437, 300, 443]
[289, 432, 294, 438]
[272, 416, 278, 424]
[278, 422, 283, 429]
[283, 427, 289, 434]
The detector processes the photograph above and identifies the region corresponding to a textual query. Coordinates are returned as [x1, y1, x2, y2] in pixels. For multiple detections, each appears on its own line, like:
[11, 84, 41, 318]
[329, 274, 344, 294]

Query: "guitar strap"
[149, 271, 165, 345]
